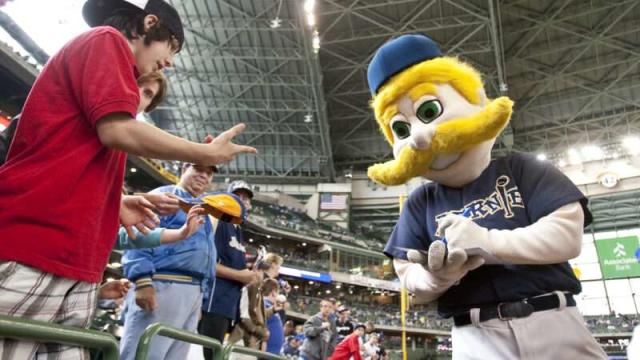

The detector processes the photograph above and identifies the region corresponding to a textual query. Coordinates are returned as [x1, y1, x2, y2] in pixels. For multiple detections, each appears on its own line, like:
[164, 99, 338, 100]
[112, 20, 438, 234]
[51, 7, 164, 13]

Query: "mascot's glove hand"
[407, 240, 485, 288]
[436, 214, 494, 255]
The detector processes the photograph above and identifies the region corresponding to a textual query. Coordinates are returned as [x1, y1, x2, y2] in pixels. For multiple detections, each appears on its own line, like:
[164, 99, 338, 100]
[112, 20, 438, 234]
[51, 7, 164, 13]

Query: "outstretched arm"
[96, 114, 257, 165]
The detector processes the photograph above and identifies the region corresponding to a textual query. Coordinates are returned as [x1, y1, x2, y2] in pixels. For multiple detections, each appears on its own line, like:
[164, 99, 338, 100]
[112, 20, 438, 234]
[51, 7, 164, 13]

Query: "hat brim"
[232, 188, 254, 199]
[82, 0, 146, 27]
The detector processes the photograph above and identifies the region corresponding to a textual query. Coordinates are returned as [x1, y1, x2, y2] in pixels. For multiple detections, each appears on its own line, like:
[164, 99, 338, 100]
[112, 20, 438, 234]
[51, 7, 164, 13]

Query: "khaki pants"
[452, 292, 606, 360]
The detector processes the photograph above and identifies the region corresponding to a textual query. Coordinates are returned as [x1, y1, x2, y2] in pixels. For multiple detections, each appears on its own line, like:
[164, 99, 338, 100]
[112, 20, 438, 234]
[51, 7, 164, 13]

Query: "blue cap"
[367, 34, 442, 95]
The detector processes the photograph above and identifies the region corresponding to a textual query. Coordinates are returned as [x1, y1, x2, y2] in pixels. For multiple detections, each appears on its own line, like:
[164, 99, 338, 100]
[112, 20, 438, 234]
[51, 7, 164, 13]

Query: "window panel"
[577, 281, 609, 316]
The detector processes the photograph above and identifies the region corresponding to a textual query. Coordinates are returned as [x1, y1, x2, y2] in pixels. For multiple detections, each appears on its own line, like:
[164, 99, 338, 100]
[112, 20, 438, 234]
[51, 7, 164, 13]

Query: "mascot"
[368, 34, 605, 359]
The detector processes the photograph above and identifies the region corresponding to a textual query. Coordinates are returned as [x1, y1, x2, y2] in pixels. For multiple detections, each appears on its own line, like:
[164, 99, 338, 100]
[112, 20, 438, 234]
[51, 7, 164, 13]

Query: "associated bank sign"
[595, 236, 640, 279]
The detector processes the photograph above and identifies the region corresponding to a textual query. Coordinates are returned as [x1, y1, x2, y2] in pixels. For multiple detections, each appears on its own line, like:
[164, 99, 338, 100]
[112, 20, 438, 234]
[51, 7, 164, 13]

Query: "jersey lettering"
[435, 175, 525, 221]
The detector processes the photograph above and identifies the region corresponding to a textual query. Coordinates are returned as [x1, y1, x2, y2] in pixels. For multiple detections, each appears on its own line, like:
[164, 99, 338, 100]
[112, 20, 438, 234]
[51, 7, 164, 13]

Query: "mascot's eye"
[391, 121, 411, 139]
[416, 100, 443, 123]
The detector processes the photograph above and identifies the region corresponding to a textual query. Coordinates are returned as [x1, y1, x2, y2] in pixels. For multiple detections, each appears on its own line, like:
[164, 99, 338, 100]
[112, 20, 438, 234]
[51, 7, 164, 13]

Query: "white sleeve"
[487, 202, 584, 264]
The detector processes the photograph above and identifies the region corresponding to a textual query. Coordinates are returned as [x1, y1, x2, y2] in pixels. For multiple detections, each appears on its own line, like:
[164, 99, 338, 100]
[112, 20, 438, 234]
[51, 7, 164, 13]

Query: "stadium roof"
[151, 0, 640, 184]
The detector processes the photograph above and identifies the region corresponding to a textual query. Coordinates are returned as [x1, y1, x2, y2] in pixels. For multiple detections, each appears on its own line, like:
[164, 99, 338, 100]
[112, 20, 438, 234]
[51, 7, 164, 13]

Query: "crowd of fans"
[584, 314, 640, 333]
[289, 295, 453, 331]
[250, 200, 385, 252]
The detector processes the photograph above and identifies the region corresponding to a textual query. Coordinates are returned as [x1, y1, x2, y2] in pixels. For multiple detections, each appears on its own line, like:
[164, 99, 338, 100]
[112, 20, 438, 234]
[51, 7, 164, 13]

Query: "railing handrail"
[135, 323, 222, 360]
[135, 322, 288, 360]
[0, 314, 119, 360]
[230, 345, 287, 360]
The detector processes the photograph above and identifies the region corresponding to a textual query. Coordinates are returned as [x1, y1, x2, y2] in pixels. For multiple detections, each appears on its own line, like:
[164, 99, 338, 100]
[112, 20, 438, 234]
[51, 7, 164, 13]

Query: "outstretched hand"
[202, 124, 257, 165]
[137, 192, 180, 216]
[179, 205, 206, 239]
[120, 195, 160, 239]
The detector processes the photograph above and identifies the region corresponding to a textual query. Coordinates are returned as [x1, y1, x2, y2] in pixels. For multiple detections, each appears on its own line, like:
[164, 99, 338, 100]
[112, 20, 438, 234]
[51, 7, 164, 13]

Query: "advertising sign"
[595, 236, 640, 279]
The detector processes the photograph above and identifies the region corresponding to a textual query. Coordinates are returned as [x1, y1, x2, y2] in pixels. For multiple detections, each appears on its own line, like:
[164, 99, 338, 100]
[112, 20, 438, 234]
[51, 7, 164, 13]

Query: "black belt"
[453, 293, 576, 327]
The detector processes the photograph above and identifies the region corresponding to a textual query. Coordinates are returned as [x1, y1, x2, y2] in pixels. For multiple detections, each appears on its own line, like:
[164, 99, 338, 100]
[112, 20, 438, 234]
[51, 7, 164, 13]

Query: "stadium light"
[304, 114, 313, 123]
[304, 0, 315, 13]
[302, 242, 307, 247]
[130, 168, 137, 173]
[580, 145, 604, 161]
[312, 31, 320, 53]
[536, 153, 547, 161]
[306, 13, 315, 27]
[269, 17, 281, 29]
[623, 136, 640, 155]
[568, 148, 582, 165]
[558, 159, 567, 167]
[308, 281, 314, 285]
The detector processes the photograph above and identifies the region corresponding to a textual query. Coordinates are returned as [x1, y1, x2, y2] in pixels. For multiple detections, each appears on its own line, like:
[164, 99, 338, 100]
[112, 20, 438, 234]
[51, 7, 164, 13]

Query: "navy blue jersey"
[384, 153, 591, 317]
[202, 220, 247, 318]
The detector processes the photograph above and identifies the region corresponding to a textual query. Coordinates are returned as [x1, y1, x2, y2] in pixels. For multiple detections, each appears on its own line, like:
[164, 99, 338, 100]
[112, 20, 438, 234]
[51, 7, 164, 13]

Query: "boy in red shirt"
[328, 324, 365, 360]
[0, 0, 256, 358]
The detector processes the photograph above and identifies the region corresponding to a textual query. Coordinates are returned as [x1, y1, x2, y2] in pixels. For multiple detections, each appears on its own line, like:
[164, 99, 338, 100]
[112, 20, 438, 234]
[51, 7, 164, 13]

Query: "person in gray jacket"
[299, 300, 334, 360]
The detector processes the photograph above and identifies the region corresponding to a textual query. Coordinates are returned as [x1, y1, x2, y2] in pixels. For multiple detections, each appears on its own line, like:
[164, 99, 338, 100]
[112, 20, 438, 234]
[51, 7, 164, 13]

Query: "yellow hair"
[371, 57, 484, 145]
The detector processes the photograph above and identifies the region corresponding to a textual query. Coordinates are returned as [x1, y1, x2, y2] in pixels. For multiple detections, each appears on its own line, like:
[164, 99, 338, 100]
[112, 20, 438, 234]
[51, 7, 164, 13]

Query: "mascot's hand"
[407, 241, 484, 287]
[437, 214, 494, 255]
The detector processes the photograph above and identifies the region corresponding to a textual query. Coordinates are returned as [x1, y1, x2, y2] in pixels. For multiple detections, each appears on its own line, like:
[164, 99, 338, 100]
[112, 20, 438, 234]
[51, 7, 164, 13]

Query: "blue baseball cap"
[367, 34, 442, 95]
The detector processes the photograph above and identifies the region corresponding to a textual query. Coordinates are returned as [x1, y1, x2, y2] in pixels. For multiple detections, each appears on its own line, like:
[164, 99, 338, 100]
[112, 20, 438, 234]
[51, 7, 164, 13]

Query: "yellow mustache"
[367, 97, 514, 186]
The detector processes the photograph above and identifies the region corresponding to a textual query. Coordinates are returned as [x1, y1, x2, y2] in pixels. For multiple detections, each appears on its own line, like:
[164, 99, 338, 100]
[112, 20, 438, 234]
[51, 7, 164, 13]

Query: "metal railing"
[0, 316, 287, 360]
[231, 345, 288, 360]
[135, 322, 287, 360]
[135, 323, 223, 360]
[0, 314, 119, 360]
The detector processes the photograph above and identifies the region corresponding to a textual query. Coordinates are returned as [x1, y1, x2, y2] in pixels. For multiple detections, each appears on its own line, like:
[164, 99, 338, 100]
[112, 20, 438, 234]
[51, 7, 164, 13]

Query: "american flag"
[320, 193, 348, 210]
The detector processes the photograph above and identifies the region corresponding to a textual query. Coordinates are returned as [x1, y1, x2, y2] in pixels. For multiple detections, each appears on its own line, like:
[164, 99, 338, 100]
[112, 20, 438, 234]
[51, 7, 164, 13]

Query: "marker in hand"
[399, 207, 472, 268]
[435, 207, 472, 255]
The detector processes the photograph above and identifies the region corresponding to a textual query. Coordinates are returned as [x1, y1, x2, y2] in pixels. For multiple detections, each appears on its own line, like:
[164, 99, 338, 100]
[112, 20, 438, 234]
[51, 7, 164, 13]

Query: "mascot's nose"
[409, 124, 436, 150]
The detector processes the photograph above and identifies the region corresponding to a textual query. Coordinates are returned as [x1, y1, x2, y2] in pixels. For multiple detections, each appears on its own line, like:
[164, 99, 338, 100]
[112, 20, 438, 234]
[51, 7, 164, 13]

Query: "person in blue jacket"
[119, 163, 217, 360]
[199, 180, 258, 360]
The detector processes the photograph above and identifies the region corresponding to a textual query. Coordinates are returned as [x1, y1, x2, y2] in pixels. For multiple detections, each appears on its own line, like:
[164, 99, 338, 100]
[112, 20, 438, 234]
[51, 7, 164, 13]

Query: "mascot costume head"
[366, 34, 513, 187]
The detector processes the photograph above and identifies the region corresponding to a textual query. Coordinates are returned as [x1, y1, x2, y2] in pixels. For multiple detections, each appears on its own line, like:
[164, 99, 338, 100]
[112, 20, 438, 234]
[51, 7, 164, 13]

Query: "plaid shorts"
[0, 261, 98, 360]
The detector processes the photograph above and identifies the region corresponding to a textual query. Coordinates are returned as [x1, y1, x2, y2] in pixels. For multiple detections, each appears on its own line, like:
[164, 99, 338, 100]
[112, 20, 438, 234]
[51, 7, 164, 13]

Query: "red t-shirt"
[328, 334, 363, 360]
[0, 27, 139, 283]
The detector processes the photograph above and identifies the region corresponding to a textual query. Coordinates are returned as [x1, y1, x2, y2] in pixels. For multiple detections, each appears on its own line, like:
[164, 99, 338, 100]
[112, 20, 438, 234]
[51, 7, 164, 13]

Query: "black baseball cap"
[82, 0, 185, 50]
